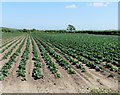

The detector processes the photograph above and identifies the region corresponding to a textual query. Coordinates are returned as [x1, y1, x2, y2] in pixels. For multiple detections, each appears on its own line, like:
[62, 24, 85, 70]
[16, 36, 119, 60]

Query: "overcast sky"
[1, 2, 118, 30]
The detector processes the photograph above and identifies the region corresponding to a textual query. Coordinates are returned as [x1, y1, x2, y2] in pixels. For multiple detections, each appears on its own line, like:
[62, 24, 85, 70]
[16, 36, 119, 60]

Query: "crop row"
[0, 36, 20, 48]
[44, 39, 119, 74]
[38, 34, 119, 64]
[31, 38, 43, 79]
[40, 38, 102, 72]
[34, 37, 61, 78]
[41, 40, 86, 72]
[34, 36, 76, 75]
[39, 39, 86, 72]
[16, 37, 30, 81]
[57, 42, 118, 73]
[0, 38, 26, 80]
[0, 37, 21, 53]
[1, 38, 23, 60]
[38, 34, 119, 74]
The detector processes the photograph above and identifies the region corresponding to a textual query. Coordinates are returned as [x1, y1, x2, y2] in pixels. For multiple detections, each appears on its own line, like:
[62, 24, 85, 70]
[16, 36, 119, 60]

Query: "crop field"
[0, 32, 119, 93]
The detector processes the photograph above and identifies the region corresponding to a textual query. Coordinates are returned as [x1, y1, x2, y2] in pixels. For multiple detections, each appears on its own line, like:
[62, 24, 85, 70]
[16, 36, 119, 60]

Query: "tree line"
[1, 28, 39, 33]
[1, 25, 119, 35]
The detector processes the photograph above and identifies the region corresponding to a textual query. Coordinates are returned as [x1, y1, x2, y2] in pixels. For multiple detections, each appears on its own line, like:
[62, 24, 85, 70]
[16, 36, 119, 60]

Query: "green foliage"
[90, 88, 120, 94]
[37, 33, 119, 74]
[66, 25, 76, 32]
[0, 38, 26, 80]
[2, 28, 12, 32]
[32, 68, 43, 79]
[16, 38, 30, 81]
[1, 32, 119, 82]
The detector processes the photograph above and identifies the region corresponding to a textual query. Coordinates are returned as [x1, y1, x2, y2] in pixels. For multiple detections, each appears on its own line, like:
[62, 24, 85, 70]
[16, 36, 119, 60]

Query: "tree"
[66, 25, 76, 32]
[22, 29, 27, 32]
[2, 28, 11, 32]
[31, 28, 36, 32]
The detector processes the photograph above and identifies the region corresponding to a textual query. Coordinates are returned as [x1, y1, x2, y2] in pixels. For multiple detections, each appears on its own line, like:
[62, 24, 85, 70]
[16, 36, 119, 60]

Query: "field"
[0, 32, 119, 93]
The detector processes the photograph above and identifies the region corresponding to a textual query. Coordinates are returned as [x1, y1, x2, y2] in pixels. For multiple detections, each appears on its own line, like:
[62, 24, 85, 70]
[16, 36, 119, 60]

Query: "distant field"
[0, 32, 119, 93]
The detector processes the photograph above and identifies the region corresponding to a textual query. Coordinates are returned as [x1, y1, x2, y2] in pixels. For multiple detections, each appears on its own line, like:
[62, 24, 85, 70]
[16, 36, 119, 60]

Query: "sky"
[1, 2, 118, 30]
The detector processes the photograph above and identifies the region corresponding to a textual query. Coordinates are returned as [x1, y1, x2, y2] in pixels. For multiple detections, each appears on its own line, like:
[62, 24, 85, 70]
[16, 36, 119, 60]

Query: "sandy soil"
[1, 37, 24, 59]
[1, 37, 28, 93]
[0, 37, 25, 70]
[0, 36, 119, 93]
[40, 39, 118, 91]
[0, 36, 22, 50]
[1, 36, 18, 45]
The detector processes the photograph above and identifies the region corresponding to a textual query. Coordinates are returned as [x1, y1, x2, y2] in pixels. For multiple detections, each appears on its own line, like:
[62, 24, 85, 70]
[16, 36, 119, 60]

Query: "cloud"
[90, 2, 110, 7]
[65, 4, 77, 8]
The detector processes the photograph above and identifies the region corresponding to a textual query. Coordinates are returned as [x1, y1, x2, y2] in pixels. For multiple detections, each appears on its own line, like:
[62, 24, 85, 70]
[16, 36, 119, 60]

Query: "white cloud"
[65, 4, 77, 8]
[90, 2, 110, 7]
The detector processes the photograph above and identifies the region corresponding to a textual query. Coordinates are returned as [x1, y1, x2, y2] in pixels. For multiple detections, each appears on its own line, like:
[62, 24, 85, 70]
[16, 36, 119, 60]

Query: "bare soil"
[0, 36, 118, 93]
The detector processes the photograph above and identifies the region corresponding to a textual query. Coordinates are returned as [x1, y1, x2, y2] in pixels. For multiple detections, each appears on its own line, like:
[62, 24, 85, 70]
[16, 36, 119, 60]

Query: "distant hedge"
[44, 30, 120, 35]
[44, 30, 67, 33]
[1, 28, 13, 32]
[76, 30, 120, 35]
[1, 27, 119, 35]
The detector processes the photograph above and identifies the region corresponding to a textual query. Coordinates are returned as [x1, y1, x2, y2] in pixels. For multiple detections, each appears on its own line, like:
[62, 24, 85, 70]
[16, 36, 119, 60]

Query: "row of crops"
[34, 33, 120, 75]
[0, 32, 119, 81]
[0, 37, 26, 80]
